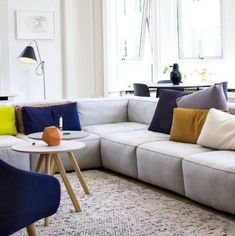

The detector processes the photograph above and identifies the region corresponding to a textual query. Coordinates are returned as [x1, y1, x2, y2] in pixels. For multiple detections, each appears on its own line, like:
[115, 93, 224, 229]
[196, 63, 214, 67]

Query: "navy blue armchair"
[0, 159, 60, 236]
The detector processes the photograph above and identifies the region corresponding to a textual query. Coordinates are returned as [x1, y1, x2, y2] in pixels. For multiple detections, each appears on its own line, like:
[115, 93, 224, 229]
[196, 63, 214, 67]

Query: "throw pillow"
[170, 108, 208, 144]
[51, 102, 81, 131]
[176, 84, 228, 110]
[22, 106, 56, 135]
[0, 106, 17, 135]
[197, 108, 235, 150]
[148, 89, 189, 134]
[15, 101, 71, 133]
[22, 102, 81, 135]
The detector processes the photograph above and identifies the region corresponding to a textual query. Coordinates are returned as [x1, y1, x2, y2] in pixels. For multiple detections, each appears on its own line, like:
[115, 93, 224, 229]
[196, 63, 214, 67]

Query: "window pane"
[116, 0, 145, 60]
[178, 0, 222, 59]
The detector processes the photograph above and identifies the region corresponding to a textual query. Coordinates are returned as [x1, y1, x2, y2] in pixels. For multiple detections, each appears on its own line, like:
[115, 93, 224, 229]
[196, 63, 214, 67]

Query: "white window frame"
[177, 0, 223, 59]
[102, 0, 157, 95]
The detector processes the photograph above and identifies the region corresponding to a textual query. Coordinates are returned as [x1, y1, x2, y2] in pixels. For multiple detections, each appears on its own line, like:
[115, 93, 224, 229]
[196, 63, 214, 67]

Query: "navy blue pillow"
[22, 106, 56, 135]
[22, 102, 81, 135]
[51, 102, 81, 131]
[148, 89, 189, 134]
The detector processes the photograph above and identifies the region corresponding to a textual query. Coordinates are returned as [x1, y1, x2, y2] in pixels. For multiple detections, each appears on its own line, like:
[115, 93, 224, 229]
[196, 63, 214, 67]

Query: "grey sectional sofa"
[1, 96, 235, 215]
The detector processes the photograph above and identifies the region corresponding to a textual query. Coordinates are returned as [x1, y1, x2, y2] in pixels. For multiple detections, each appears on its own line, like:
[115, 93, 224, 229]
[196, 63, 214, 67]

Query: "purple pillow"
[176, 84, 228, 110]
[148, 90, 189, 134]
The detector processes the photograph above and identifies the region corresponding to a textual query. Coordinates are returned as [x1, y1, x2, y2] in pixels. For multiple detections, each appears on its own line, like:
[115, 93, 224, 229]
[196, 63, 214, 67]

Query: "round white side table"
[12, 141, 90, 226]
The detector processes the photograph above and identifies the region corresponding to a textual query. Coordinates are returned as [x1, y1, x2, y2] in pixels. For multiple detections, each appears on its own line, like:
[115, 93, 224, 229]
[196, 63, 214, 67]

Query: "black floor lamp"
[18, 40, 46, 100]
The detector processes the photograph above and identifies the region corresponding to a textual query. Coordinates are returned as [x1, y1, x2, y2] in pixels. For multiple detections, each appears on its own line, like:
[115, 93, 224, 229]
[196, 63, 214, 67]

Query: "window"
[103, 0, 153, 94]
[178, 0, 223, 59]
[117, 0, 147, 60]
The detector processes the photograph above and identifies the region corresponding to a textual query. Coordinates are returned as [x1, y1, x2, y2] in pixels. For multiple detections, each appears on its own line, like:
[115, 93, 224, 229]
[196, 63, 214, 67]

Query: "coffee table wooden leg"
[35, 154, 44, 173]
[45, 154, 51, 175]
[44, 154, 52, 226]
[67, 151, 90, 195]
[53, 153, 81, 212]
[50, 156, 56, 176]
[26, 223, 37, 236]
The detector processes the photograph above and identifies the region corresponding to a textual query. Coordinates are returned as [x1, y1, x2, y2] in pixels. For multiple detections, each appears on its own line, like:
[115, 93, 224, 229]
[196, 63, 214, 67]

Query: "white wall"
[5, 0, 62, 101]
[0, 0, 104, 102]
[61, 0, 104, 99]
[0, 0, 10, 94]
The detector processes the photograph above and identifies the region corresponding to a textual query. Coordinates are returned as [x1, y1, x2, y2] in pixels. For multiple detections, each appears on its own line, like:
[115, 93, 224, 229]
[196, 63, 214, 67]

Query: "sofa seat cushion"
[17, 133, 101, 171]
[0, 135, 30, 170]
[137, 141, 210, 195]
[0, 135, 25, 147]
[83, 122, 148, 137]
[101, 130, 168, 178]
[183, 151, 235, 214]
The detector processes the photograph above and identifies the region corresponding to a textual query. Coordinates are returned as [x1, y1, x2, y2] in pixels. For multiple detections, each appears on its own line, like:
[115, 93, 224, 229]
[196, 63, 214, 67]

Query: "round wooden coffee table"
[12, 140, 90, 226]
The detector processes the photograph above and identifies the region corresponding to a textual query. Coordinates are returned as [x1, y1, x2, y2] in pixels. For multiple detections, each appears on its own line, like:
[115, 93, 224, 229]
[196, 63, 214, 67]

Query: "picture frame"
[16, 11, 55, 40]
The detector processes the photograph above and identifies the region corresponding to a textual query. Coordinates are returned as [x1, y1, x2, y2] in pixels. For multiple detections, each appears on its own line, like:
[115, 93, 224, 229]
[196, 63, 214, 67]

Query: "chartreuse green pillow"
[0, 106, 17, 135]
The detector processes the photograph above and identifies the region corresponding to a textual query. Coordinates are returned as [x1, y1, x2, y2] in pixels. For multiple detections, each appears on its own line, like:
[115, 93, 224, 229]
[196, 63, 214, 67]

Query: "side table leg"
[67, 151, 91, 195]
[50, 156, 56, 176]
[53, 153, 82, 212]
[44, 154, 51, 227]
[35, 154, 44, 173]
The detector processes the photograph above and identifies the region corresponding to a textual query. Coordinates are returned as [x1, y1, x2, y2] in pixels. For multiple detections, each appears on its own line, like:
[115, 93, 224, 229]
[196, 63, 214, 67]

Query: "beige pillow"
[15, 101, 71, 134]
[197, 108, 235, 150]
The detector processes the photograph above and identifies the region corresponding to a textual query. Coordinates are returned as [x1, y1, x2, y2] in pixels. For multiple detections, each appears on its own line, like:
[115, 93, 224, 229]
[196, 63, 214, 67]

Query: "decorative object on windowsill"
[170, 63, 182, 85]
[42, 126, 62, 146]
[18, 40, 47, 100]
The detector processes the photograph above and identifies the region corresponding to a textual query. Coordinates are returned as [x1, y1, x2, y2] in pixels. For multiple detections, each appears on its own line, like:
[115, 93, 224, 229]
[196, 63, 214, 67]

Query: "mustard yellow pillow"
[0, 106, 17, 135]
[170, 108, 208, 144]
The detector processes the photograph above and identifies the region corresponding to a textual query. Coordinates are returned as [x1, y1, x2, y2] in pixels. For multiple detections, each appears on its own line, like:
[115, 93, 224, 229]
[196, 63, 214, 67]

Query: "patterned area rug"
[13, 170, 235, 236]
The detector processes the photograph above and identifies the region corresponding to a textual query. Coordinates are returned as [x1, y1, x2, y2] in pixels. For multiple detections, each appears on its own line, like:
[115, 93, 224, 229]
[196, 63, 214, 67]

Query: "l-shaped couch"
[1, 96, 235, 215]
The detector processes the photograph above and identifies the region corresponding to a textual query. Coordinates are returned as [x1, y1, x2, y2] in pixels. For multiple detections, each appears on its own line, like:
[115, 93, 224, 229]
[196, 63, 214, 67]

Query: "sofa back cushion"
[128, 97, 158, 124]
[77, 98, 128, 127]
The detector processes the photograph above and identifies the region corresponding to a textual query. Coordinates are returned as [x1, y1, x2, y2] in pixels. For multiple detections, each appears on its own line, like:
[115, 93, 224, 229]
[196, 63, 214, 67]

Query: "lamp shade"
[18, 46, 37, 64]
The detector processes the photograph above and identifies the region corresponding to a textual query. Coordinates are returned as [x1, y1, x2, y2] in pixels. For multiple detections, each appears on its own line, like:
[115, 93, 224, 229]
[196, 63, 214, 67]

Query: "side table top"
[28, 130, 89, 140]
[12, 140, 85, 154]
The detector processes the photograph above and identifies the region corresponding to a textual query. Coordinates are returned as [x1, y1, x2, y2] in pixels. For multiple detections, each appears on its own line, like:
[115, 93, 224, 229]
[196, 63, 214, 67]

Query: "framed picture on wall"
[16, 11, 55, 39]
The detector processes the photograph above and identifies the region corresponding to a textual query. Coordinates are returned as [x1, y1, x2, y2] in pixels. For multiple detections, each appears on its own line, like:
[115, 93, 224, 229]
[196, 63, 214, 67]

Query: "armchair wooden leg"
[26, 223, 37, 236]
[44, 154, 51, 227]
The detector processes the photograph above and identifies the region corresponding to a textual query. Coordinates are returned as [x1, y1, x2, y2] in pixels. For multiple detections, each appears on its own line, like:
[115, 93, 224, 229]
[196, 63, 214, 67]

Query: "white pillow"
[197, 108, 235, 150]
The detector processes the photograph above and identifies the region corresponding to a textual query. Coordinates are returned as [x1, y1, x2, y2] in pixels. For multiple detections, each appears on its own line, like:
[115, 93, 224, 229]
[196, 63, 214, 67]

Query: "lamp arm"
[29, 40, 46, 100]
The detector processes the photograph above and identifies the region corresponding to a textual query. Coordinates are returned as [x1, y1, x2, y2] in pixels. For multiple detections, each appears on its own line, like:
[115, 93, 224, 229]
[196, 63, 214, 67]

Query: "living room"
[1, 0, 235, 235]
